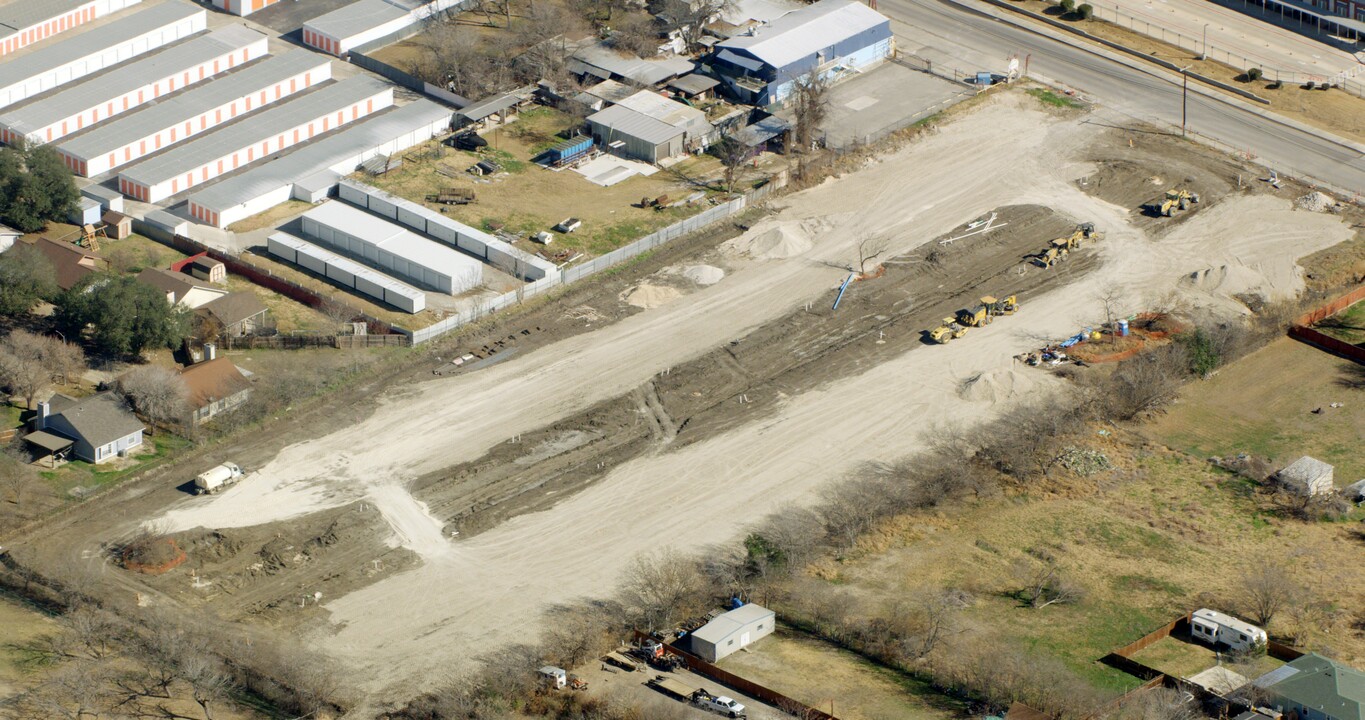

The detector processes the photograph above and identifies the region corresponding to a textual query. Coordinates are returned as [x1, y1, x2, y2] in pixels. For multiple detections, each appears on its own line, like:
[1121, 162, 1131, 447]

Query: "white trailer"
[194, 462, 243, 494]
[1191, 608, 1266, 652]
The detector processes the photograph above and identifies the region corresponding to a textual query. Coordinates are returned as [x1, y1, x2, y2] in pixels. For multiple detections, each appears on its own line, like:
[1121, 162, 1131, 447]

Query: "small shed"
[689, 603, 775, 663]
[102, 211, 132, 240]
[668, 74, 721, 99]
[68, 197, 101, 226]
[1276, 456, 1335, 496]
[187, 256, 227, 284]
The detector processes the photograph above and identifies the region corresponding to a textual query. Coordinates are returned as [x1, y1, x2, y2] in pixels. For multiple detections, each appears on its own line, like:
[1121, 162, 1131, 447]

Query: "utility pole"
[1179, 64, 1192, 137]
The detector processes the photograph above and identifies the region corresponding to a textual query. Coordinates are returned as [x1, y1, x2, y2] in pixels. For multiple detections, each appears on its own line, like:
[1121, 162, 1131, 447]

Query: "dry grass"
[1011, 0, 1365, 143]
[1130, 635, 1281, 680]
[226, 200, 312, 234]
[718, 629, 963, 720]
[0, 596, 57, 697]
[222, 276, 335, 335]
[102, 233, 190, 274]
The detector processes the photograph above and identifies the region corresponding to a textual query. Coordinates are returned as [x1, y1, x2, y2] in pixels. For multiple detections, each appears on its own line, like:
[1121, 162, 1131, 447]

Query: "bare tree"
[0, 330, 86, 409]
[1, 445, 39, 507]
[118, 365, 190, 433]
[791, 73, 831, 150]
[1240, 561, 1296, 627]
[1013, 559, 1085, 609]
[855, 235, 888, 274]
[1096, 287, 1126, 344]
[712, 136, 753, 194]
[654, 0, 735, 53]
[618, 548, 706, 631]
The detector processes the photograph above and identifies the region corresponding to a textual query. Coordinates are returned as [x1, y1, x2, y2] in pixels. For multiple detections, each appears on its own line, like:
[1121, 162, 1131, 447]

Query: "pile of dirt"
[1182, 263, 1301, 301]
[682, 265, 725, 285]
[121, 537, 187, 575]
[1294, 191, 1338, 213]
[620, 284, 682, 308]
[726, 222, 813, 259]
[957, 368, 1036, 403]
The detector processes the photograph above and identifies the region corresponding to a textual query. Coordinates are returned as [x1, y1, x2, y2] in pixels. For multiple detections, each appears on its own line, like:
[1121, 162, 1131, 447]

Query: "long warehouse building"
[186, 100, 450, 228]
[58, 50, 331, 177]
[0, 3, 206, 110]
[267, 232, 426, 313]
[118, 76, 392, 203]
[211, 0, 285, 16]
[303, 0, 466, 56]
[0, 0, 142, 58]
[0, 25, 267, 146]
[301, 200, 484, 295]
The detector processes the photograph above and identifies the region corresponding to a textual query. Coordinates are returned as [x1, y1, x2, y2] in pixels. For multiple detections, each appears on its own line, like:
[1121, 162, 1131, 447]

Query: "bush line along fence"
[1288, 284, 1365, 365]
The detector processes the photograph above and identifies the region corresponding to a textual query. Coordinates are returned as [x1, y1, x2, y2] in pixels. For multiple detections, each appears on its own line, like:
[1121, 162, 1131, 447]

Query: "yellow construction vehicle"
[928, 317, 967, 344]
[1153, 188, 1200, 217]
[1034, 247, 1064, 268]
[956, 303, 992, 328]
[1051, 223, 1101, 252]
[983, 294, 1018, 316]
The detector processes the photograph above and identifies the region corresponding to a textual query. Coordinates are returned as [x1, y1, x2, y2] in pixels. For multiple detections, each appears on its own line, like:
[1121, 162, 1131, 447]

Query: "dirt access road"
[23, 92, 1352, 710]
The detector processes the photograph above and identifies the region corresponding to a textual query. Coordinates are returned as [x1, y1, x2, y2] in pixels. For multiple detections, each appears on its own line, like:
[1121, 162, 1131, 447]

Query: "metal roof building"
[301, 200, 483, 295]
[268, 231, 426, 313]
[690, 604, 775, 663]
[58, 50, 331, 177]
[569, 40, 694, 86]
[187, 100, 450, 228]
[302, 0, 468, 56]
[0, 25, 267, 147]
[586, 90, 713, 163]
[0, 0, 142, 58]
[118, 76, 393, 203]
[713, 0, 892, 105]
[0, 3, 206, 110]
[211, 0, 285, 17]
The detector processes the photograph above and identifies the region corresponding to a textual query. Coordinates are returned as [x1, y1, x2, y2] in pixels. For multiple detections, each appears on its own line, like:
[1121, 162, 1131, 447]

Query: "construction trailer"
[689, 604, 775, 663]
[300, 201, 484, 295]
[0, 0, 143, 60]
[1190, 609, 1266, 652]
[268, 232, 426, 313]
[117, 77, 393, 203]
[58, 50, 330, 177]
[186, 100, 450, 229]
[0, 25, 267, 148]
[0, 4, 206, 110]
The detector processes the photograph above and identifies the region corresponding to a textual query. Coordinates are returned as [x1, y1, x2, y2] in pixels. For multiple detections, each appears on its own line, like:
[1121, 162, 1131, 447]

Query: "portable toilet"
[975, 72, 993, 86]
[1117, 319, 1130, 337]
[539, 666, 566, 689]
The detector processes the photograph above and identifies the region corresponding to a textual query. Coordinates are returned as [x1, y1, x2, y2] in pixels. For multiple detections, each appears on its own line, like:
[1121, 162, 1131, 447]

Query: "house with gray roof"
[1253, 653, 1365, 720]
[29, 392, 143, 464]
[587, 90, 714, 163]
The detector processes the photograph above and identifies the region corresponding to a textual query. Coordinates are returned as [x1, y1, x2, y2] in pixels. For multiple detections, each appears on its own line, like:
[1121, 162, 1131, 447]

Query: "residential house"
[1253, 653, 1365, 720]
[587, 90, 715, 163]
[196, 293, 269, 338]
[712, 0, 893, 106]
[20, 236, 109, 290]
[180, 357, 252, 425]
[136, 267, 230, 310]
[28, 392, 143, 464]
[0, 223, 19, 252]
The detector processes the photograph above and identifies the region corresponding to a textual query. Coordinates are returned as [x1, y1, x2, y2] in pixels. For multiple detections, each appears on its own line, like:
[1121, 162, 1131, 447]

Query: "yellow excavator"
[929, 317, 968, 344]
[983, 294, 1018, 316]
[1153, 188, 1200, 217]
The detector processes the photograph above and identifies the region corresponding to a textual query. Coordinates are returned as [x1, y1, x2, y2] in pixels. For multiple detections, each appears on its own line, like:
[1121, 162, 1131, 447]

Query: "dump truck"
[646, 676, 747, 718]
[928, 317, 968, 344]
[1153, 188, 1199, 216]
[194, 462, 243, 494]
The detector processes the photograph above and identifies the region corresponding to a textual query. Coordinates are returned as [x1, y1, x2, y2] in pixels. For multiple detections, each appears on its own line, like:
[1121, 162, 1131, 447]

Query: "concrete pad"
[784, 61, 968, 150]
[574, 156, 658, 187]
[1188, 665, 1248, 694]
[846, 95, 880, 111]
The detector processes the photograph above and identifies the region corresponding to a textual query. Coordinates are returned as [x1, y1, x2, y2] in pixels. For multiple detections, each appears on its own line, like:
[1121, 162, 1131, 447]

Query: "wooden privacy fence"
[220, 334, 409, 350]
[1289, 284, 1365, 365]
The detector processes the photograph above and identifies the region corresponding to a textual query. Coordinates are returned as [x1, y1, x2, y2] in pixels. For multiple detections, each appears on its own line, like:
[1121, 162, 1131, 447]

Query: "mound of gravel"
[1295, 191, 1338, 213]
[958, 368, 1037, 403]
[620, 284, 682, 309]
[735, 223, 813, 259]
[683, 265, 725, 285]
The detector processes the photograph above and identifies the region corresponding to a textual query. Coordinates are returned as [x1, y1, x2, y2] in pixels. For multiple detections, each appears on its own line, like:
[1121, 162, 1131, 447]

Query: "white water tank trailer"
[194, 462, 244, 494]
[1191, 608, 1267, 652]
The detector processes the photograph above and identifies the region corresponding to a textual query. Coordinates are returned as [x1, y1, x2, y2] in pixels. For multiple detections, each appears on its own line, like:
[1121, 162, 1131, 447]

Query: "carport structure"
[25, 430, 74, 468]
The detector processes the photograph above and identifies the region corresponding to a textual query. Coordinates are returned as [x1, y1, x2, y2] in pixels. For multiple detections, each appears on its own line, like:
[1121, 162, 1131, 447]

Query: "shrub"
[1077, 3, 1093, 18]
[1305, 80, 1316, 90]
[1247, 67, 1262, 81]
[1059, 0, 1075, 13]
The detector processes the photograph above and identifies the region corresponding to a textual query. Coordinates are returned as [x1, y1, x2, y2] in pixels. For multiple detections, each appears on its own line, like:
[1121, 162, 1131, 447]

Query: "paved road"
[882, 0, 1365, 193]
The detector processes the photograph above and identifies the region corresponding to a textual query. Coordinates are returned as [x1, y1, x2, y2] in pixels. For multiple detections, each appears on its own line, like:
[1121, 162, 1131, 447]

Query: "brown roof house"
[179, 357, 252, 425]
[21, 236, 109, 290]
[136, 267, 230, 310]
[27, 392, 144, 464]
[195, 293, 268, 339]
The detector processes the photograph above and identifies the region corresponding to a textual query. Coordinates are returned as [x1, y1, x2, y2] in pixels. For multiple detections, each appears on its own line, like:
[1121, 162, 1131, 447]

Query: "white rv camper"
[1191, 608, 1266, 652]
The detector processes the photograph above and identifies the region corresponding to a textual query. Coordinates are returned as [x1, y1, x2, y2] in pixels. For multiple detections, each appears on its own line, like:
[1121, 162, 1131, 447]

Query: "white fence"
[404, 194, 750, 345]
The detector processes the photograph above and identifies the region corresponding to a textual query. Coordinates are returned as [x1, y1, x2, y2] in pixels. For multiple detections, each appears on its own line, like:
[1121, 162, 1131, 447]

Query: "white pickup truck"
[693, 690, 746, 718]
[194, 462, 244, 494]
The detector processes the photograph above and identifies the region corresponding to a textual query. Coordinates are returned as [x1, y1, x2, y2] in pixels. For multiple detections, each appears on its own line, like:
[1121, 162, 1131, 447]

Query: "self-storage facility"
[301, 200, 484, 295]
[211, 0, 284, 16]
[186, 100, 450, 228]
[0, 3, 206, 110]
[58, 50, 331, 177]
[267, 232, 427, 313]
[302, 0, 468, 57]
[117, 76, 393, 203]
[0, 0, 142, 59]
[0, 25, 267, 146]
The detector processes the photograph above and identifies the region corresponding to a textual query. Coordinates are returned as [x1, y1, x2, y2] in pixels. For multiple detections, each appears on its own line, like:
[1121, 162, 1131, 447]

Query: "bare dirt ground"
[6, 90, 1355, 713]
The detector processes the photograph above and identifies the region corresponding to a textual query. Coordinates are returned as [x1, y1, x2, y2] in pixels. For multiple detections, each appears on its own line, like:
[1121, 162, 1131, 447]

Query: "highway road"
[879, 0, 1365, 194]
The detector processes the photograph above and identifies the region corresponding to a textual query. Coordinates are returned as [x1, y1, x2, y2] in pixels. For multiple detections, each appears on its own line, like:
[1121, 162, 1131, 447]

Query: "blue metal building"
[712, 0, 893, 107]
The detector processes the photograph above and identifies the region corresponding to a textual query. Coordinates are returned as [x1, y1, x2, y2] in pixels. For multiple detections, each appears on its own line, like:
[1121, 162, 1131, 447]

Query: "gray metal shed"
[689, 604, 775, 663]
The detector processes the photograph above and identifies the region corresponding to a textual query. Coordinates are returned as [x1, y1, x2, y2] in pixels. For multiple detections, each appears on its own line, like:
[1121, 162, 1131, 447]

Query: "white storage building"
[118, 76, 393, 203]
[186, 100, 450, 228]
[58, 50, 330, 177]
[0, 0, 142, 59]
[690, 604, 776, 663]
[303, 0, 469, 56]
[0, 25, 267, 147]
[0, 3, 206, 110]
[338, 179, 559, 281]
[267, 232, 426, 312]
[211, 0, 284, 16]
[301, 201, 484, 295]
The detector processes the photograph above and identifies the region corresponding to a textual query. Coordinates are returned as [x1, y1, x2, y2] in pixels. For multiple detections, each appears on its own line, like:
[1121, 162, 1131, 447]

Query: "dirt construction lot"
[6, 89, 1356, 712]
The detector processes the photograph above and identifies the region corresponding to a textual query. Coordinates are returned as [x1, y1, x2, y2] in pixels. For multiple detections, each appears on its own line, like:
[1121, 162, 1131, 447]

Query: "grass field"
[38, 433, 192, 499]
[1318, 299, 1365, 346]
[718, 629, 963, 720]
[0, 595, 57, 700]
[1130, 635, 1281, 680]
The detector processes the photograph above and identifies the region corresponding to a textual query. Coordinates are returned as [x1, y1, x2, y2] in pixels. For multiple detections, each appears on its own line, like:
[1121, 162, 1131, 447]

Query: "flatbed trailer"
[647, 675, 695, 701]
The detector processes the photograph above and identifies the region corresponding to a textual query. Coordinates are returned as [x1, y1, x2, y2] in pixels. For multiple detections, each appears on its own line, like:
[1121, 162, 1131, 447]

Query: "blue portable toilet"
[975, 72, 993, 86]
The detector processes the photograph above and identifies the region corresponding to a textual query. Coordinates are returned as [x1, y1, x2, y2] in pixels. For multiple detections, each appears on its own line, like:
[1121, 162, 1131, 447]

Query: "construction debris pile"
[1059, 447, 1112, 476]
[1294, 191, 1339, 213]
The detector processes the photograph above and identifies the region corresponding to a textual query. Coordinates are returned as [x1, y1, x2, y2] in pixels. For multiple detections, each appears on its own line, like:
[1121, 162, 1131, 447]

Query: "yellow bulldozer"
[1153, 188, 1200, 217]
[928, 317, 968, 344]
[982, 294, 1018, 316]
